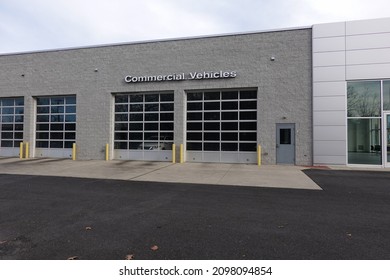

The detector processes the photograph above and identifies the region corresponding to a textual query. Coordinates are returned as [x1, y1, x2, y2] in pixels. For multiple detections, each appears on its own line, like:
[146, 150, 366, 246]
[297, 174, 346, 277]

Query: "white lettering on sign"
[124, 71, 237, 83]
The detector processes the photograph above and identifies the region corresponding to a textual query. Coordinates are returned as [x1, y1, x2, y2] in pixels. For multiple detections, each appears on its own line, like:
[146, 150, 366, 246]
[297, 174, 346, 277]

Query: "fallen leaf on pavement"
[346, 233, 352, 238]
[67, 256, 79, 260]
[85, 226, 92, 231]
[125, 254, 135, 260]
[0, 240, 7, 245]
[151, 245, 159, 251]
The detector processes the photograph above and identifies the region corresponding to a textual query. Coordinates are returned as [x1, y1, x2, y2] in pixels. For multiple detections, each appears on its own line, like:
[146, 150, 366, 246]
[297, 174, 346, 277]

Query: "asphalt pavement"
[0, 168, 389, 260]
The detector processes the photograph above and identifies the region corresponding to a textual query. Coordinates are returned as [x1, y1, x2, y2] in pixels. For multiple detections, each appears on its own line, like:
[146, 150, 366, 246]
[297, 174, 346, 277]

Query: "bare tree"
[347, 84, 380, 117]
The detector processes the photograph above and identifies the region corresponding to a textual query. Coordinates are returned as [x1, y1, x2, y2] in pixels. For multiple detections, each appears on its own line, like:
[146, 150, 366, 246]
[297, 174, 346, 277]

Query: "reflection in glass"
[187, 92, 202, 101]
[347, 81, 380, 117]
[2, 107, 14, 114]
[65, 96, 76, 104]
[160, 103, 174, 111]
[221, 143, 238, 151]
[204, 132, 220, 141]
[187, 102, 202, 111]
[50, 141, 63, 148]
[51, 98, 64, 105]
[115, 104, 128, 112]
[279, 129, 291, 144]
[222, 91, 238, 100]
[204, 122, 220, 130]
[240, 101, 257, 110]
[387, 115, 390, 163]
[384, 81, 390, 111]
[204, 92, 220, 100]
[35, 96, 76, 150]
[15, 98, 24, 106]
[144, 123, 158, 131]
[348, 118, 381, 165]
[240, 91, 257, 99]
[130, 94, 143, 103]
[204, 142, 220, 151]
[204, 102, 220, 110]
[130, 104, 143, 112]
[160, 94, 174, 102]
[222, 102, 238, 110]
[145, 103, 159, 111]
[186, 90, 257, 157]
[37, 107, 50, 113]
[239, 143, 256, 151]
[160, 113, 174, 121]
[145, 94, 159, 102]
[187, 142, 202, 150]
[114, 93, 174, 152]
[187, 132, 202, 141]
[36, 132, 49, 139]
[115, 95, 128, 103]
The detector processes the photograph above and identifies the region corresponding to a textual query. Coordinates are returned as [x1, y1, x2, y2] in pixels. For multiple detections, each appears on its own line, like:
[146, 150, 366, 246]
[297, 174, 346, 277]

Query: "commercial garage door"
[35, 96, 76, 158]
[0, 97, 24, 157]
[186, 89, 257, 163]
[114, 92, 174, 161]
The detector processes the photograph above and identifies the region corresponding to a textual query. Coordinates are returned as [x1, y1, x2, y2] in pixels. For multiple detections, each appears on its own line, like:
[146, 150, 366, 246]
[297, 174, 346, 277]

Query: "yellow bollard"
[180, 144, 184, 164]
[172, 144, 176, 163]
[25, 142, 29, 159]
[19, 142, 24, 159]
[105, 143, 109, 161]
[257, 145, 261, 166]
[72, 143, 76, 160]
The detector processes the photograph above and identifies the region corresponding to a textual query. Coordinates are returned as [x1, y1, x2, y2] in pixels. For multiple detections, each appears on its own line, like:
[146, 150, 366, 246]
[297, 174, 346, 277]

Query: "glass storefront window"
[383, 81, 390, 111]
[347, 118, 381, 165]
[347, 81, 381, 117]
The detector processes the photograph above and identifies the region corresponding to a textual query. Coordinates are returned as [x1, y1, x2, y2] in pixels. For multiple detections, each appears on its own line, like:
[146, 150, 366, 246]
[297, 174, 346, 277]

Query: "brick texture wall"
[0, 28, 312, 164]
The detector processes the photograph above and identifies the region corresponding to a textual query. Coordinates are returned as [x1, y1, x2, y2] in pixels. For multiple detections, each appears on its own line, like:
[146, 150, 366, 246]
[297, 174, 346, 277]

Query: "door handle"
[276, 144, 279, 148]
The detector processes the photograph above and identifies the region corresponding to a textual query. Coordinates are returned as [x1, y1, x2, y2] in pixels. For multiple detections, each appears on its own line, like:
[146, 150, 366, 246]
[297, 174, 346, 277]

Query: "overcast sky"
[1, 0, 389, 54]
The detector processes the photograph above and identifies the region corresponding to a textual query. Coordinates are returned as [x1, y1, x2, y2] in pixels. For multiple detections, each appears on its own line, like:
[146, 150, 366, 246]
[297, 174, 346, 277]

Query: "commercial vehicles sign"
[124, 70, 237, 83]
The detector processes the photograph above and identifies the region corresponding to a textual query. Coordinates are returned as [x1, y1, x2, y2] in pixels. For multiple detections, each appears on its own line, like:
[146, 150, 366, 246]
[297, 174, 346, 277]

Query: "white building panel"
[346, 33, 390, 50]
[314, 140, 346, 156]
[313, 18, 390, 166]
[313, 66, 345, 82]
[346, 48, 390, 65]
[313, 37, 345, 53]
[313, 81, 346, 97]
[313, 125, 346, 141]
[313, 111, 346, 126]
[313, 96, 346, 111]
[313, 155, 346, 165]
[313, 51, 345, 67]
[312, 22, 345, 38]
[346, 63, 390, 80]
[346, 17, 390, 35]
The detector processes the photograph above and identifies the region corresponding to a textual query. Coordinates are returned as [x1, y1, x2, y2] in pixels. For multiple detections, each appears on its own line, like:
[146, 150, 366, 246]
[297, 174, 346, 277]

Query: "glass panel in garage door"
[186, 89, 257, 163]
[0, 98, 24, 156]
[35, 96, 76, 157]
[114, 92, 174, 161]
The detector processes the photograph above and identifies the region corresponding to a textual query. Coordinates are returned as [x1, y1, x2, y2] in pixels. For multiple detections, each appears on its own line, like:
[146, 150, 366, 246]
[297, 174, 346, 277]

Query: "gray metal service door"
[276, 123, 295, 164]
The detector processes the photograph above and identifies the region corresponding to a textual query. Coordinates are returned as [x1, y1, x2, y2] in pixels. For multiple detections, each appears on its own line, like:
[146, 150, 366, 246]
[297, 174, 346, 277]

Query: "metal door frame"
[384, 113, 390, 167]
[276, 123, 296, 164]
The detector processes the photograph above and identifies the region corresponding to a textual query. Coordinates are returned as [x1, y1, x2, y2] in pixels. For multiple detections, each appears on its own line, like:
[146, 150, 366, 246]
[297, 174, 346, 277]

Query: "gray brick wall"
[0, 28, 312, 164]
